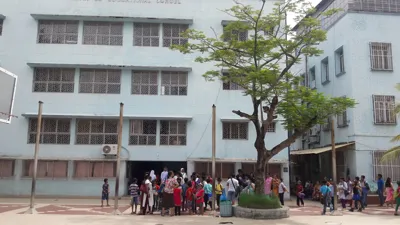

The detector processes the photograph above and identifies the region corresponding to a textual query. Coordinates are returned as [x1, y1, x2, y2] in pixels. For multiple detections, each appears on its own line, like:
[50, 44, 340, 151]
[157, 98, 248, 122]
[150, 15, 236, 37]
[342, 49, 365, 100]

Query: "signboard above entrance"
[73, 0, 182, 4]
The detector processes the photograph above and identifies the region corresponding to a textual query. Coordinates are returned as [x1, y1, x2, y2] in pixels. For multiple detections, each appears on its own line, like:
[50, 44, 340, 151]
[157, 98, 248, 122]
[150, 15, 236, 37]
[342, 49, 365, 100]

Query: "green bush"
[238, 193, 282, 209]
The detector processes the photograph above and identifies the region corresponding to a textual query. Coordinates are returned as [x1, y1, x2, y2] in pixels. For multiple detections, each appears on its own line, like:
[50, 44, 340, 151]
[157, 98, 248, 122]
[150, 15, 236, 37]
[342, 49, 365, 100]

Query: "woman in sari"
[313, 181, 321, 201]
[272, 174, 280, 196]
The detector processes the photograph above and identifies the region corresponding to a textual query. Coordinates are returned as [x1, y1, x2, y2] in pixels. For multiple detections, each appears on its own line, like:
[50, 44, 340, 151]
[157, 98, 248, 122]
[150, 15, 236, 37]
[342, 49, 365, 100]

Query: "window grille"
[28, 118, 71, 144]
[162, 24, 188, 47]
[321, 58, 329, 84]
[74, 161, 116, 178]
[129, 120, 157, 145]
[0, 160, 14, 177]
[33, 68, 75, 93]
[266, 122, 276, 132]
[309, 67, 316, 89]
[337, 110, 348, 128]
[161, 71, 188, 96]
[335, 47, 345, 75]
[160, 120, 187, 146]
[24, 160, 68, 178]
[223, 26, 248, 42]
[373, 95, 396, 125]
[369, 42, 393, 71]
[132, 71, 158, 95]
[373, 151, 400, 182]
[222, 73, 244, 90]
[0, 19, 3, 36]
[134, 23, 160, 47]
[79, 69, 121, 94]
[83, 21, 123, 46]
[222, 122, 248, 140]
[322, 118, 331, 131]
[76, 119, 118, 145]
[349, 0, 400, 14]
[37, 20, 78, 44]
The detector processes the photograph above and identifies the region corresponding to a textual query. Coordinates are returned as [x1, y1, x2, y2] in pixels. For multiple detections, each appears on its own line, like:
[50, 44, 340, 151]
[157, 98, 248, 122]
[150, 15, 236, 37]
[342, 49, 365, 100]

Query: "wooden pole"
[211, 104, 216, 211]
[25, 101, 43, 214]
[330, 116, 338, 212]
[113, 102, 124, 215]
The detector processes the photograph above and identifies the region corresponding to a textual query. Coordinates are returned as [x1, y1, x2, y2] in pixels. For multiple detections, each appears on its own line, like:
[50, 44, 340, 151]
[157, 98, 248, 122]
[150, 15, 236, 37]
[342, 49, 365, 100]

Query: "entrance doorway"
[126, 161, 186, 194]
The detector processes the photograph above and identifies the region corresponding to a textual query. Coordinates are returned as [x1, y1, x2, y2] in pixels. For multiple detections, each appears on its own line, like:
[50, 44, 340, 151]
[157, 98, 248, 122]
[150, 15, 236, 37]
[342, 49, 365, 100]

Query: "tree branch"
[261, 95, 278, 134]
[232, 110, 254, 120]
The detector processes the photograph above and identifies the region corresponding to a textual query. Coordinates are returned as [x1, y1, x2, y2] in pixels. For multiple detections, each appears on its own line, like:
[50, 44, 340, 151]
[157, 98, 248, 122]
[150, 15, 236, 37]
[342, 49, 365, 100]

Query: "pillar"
[281, 162, 290, 200]
[234, 162, 242, 174]
[187, 160, 195, 176]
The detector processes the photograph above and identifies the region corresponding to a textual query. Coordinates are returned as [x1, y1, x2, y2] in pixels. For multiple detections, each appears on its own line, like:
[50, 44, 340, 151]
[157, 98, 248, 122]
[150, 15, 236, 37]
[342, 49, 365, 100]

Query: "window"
[370, 42, 393, 71]
[129, 120, 157, 145]
[266, 122, 276, 132]
[0, 159, 14, 177]
[222, 73, 244, 90]
[373, 151, 400, 182]
[0, 19, 3, 36]
[321, 57, 329, 84]
[132, 71, 158, 95]
[162, 24, 188, 47]
[309, 67, 316, 89]
[28, 118, 71, 144]
[160, 120, 187, 146]
[134, 23, 159, 47]
[161, 71, 188, 96]
[33, 68, 75, 93]
[79, 69, 121, 94]
[337, 110, 348, 128]
[74, 161, 116, 178]
[24, 160, 68, 178]
[223, 26, 248, 42]
[322, 118, 331, 131]
[37, 20, 78, 44]
[335, 46, 345, 75]
[83, 22, 123, 46]
[222, 122, 248, 140]
[76, 119, 118, 144]
[373, 95, 396, 125]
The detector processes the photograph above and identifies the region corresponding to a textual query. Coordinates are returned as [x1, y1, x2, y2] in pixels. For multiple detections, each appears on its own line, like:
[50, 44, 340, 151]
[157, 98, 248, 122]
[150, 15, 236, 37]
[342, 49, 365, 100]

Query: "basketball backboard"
[0, 67, 18, 124]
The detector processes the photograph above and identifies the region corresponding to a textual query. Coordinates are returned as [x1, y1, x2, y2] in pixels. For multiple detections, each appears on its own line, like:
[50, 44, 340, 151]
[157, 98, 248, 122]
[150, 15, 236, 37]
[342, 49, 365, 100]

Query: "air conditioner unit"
[102, 144, 118, 156]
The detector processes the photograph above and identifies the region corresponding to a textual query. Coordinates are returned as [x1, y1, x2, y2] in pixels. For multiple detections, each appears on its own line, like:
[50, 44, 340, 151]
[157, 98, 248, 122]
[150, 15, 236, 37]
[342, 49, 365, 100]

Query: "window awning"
[290, 142, 355, 155]
[21, 113, 192, 121]
[30, 14, 193, 25]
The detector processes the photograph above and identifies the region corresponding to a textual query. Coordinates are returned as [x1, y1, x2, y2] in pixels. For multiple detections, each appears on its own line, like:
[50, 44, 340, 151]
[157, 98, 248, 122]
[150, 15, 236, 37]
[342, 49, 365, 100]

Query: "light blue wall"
[0, 0, 288, 196]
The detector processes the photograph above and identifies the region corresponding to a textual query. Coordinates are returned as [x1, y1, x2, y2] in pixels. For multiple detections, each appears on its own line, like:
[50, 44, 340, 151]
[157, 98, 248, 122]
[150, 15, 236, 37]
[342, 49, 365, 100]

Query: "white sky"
[287, 0, 321, 26]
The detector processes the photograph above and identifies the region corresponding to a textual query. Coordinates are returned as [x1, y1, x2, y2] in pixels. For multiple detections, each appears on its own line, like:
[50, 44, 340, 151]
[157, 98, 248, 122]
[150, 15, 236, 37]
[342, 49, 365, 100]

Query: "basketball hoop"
[0, 67, 18, 124]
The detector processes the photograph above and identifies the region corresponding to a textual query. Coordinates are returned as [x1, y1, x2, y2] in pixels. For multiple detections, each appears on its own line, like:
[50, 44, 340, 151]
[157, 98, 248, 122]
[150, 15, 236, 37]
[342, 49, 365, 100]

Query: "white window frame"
[37, 20, 79, 44]
[222, 122, 248, 140]
[129, 120, 157, 145]
[321, 57, 329, 84]
[82, 21, 123, 46]
[161, 71, 188, 96]
[335, 46, 345, 76]
[133, 23, 160, 47]
[309, 66, 316, 89]
[159, 120, 187, 146]
[223, 25, 248, 42]
[373, 95, 396, 125]
[79, 69, 121, 94]
[162, 24, 188, 47]
[32, 68, 75, 93]
[28, 118, 71, 144]
[369, 42, 393, 71]
[131, 71, 158, 95]
[75, 119, 119, 145]
[222, 73, 244, 90]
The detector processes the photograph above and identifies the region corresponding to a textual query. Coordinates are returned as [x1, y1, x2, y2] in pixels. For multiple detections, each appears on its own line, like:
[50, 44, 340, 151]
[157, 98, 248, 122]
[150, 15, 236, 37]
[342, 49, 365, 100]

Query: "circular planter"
[232, 205, 290, 220]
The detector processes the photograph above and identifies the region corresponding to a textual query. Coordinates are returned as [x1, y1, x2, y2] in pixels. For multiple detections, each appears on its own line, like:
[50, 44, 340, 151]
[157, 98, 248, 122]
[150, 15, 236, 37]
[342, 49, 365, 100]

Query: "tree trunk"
[254, 137, 267, 195]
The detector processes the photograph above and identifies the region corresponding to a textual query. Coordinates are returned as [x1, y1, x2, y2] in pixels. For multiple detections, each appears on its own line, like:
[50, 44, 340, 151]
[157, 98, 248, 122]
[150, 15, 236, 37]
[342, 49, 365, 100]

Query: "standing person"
[394, 181, 400, 216]
[313, 181, 321, 201]
[328, 179, 334, 209]
[173, 178, 183, 216]
[161, 167, 168, 183]
[346, 177, 354, 208]
[360, 175, 370, 208]
[146, 176, 154, 214]
[101, 178, 110, 207]
[226, 174, 239, 205]
[139, 174, 150, 215]
[181, 178, 188, 212]
[296, 181, 305, 207]
[153, 180, 160, 212]
[350, 179, 363, 212]
[215, 178, 223, 210]
[150, 170, 156, 182]
[196, 183, 205, 215]
[272, 174, 280, 197]
[385, 177, 394, 208]
[264, 173, 273, 196]
[337, 177, 348, 210]
[278, 178, 288, 206]
[180, 168, 187, 180]
[186, 182, 194, 215]
[129, 178, 140, 214]
[161, 171, 178, 217]
[377, 174, 385, 207]
[320, 180, 333, 215]
[203, 179, 212, 210]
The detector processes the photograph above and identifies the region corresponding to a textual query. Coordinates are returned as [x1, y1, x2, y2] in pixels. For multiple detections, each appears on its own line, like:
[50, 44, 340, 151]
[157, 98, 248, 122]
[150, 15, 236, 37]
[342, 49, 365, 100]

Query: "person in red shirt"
[296, 181, 305, 207]
[186, 182, 194, 215]
[196, 183, 205, 215]
[173, 178, 183, 216]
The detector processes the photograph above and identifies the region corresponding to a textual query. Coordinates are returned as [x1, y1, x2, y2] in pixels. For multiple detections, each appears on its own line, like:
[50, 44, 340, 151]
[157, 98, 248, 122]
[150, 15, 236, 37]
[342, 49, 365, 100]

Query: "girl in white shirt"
[278, 178, 288, 206]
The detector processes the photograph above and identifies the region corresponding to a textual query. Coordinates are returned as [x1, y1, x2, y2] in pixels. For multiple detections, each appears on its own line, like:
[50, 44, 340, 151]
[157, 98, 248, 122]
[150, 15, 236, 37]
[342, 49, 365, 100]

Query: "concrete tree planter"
[233, 205, 290, 220]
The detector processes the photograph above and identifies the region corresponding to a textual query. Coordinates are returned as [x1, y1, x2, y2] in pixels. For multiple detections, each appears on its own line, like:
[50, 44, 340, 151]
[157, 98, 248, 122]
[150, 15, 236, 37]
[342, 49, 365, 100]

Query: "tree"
[381, 84, 400, 162]
[171, 0, 356, 194]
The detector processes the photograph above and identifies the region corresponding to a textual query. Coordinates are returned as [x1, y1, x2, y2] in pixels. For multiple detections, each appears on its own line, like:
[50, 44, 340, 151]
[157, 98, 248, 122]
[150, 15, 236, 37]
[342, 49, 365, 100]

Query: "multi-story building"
[291, 0, 400, 186]
[0, 0, 289, 196]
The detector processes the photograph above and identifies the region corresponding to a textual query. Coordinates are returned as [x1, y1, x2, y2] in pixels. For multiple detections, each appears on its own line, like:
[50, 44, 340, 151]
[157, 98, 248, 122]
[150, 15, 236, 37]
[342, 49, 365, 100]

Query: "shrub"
[238, 193, 282, 209]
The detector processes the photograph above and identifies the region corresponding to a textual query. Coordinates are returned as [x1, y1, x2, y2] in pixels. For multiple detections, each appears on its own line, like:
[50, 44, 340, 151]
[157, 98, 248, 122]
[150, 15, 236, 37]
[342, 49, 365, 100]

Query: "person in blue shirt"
[320, 180, 333, 215]
[377, 174, 385, 206]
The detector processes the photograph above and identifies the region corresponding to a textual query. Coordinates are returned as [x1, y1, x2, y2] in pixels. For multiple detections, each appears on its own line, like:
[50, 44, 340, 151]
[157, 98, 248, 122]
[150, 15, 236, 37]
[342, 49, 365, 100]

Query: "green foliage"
[170, 0, 356, 162]
[238, 193, 282, 209]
